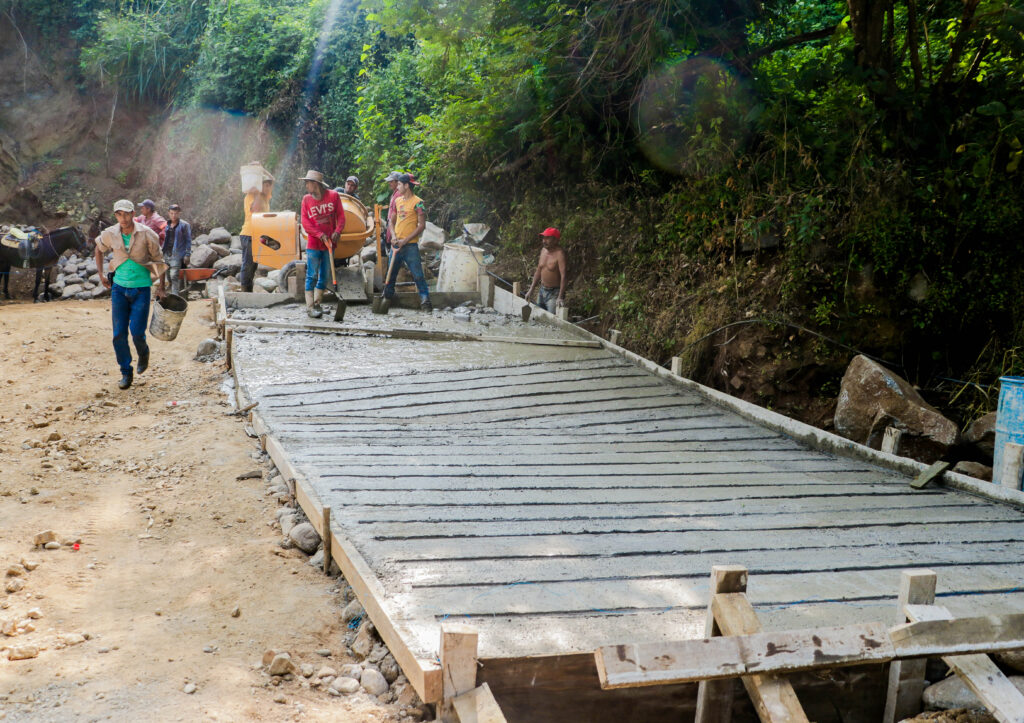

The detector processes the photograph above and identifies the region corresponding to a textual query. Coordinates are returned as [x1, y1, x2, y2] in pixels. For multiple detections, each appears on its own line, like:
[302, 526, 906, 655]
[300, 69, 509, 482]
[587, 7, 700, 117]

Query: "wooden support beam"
[451, 682, 507, 723]
[440, 623, 479, 723]
[882, 426, 903, 455]
[904, 604, 1024, 723]
[890, 610, 1024, 656]
[225, 318, 602, 348]
[321, 505, 331, 575]
[883, 569, 936, 723]
[1001, 442, 1024, 490]
[694, 565, 748, 723]
[556, 306, 569, 321]
[711, 593, 810, 722]
[511, 281, 521, 298]
[609, 329, 621, 345]
[597, 621, 894, 689]
[910, 460, 951, 490]
[670, 356, 683, 376]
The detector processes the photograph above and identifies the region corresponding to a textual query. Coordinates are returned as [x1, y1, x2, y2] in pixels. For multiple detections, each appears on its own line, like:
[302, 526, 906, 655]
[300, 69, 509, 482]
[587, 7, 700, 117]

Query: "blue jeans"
[305, 248, 331, 291]
[111, 283, 151, 375]
[383, 243, 429, 301]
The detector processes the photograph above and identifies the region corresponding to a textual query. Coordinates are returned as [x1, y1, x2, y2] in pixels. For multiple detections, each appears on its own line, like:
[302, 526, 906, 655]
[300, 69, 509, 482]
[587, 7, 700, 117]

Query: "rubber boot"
[313, 289, 324, 318]
[305, 290, 319, 319]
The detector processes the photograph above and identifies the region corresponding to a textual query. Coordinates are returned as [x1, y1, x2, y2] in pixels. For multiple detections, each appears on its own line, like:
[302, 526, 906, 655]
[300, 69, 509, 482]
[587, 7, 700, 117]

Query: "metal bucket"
[993, 376, 1024, 486]
[149, 293, 188, 342]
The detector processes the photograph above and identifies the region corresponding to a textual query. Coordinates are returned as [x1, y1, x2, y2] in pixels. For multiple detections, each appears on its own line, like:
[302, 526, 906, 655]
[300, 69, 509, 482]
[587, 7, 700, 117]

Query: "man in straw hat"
[299, 170, 345, 318]
[94, 199, 168, 390]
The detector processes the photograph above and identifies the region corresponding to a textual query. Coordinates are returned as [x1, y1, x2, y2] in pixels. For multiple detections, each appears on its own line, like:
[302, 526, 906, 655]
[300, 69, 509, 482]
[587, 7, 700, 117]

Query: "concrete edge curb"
[491, 286, 1024, 511]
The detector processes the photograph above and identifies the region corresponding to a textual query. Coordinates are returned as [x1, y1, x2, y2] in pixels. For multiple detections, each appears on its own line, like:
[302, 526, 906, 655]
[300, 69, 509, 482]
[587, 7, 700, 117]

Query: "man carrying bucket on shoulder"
[94, 199, 168, 390]
[299, 170, 345, 319]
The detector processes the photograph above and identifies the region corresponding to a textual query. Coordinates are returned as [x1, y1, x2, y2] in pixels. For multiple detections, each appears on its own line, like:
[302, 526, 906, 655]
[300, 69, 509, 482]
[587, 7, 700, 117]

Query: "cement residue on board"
[230, 302, 606, 396]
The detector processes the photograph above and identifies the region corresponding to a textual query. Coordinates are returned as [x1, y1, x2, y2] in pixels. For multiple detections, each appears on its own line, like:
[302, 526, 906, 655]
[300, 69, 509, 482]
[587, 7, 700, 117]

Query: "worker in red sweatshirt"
[299, 170, 345, 318]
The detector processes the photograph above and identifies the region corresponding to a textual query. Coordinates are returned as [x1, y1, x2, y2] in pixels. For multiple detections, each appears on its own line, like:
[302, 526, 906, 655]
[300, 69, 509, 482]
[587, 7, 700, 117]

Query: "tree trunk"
[847, 0, 893, 70]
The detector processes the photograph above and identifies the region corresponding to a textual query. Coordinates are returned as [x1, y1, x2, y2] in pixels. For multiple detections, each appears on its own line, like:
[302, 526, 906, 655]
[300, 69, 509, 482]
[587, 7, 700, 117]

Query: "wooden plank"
[890, 609, 1024, 656]
[596, 622, 894, 689]
[695, 565, 748, 723]
[452, 682, 507, 723]
[903, 604, 1024, 723]
[226, 318, 602, 348]
[883, 569, 936, 723]
[322, 505, 331, 574]
[440, 623, 479, 723]
[712, 592, 810, 723]
[911, 461, 952, 490]
[882, 427, 903, 455]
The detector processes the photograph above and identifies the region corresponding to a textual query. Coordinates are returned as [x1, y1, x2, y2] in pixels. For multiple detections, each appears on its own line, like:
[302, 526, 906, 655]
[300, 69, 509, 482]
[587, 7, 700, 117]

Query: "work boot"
[305, 290, 320, 319]
[118, 372, 133, 390]
[420, 299, 433, 312]
[137, 348, 149, 374]
[313, 289, 324, 318]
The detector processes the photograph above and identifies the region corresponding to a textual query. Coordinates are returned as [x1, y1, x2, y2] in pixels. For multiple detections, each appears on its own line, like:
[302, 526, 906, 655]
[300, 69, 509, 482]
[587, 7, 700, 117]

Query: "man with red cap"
[526, 227, 567, 313]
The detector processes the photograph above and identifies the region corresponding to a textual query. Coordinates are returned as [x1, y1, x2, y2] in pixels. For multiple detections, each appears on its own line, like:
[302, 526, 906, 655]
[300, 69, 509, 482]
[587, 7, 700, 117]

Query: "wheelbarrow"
[180, 267, 222, 294]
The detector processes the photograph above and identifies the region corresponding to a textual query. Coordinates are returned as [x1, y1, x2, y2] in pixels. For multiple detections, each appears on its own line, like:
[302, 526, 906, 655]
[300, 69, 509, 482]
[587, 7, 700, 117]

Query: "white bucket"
[240, 163, 267, 194]
[436, 243, 485, 292]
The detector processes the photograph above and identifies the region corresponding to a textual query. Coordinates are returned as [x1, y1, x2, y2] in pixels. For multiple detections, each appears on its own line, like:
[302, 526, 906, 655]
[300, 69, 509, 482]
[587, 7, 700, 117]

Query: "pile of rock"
[834, 355, 998, 480]
[48, 253, 107, 301]
[260, 465, 424, 717]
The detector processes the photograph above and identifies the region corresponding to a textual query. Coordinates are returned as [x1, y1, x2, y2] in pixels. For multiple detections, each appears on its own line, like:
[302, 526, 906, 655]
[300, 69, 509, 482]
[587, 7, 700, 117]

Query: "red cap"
[539, 227, 560, 239]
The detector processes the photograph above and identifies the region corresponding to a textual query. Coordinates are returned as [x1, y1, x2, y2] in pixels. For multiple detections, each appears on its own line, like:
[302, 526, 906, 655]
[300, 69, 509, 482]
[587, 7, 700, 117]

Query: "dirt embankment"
[0, 301, 405, 721]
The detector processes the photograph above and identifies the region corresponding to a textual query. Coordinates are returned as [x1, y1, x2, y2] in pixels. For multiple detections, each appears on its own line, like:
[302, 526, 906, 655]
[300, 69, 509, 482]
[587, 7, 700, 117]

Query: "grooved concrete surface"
[232, 305, 1024, 659]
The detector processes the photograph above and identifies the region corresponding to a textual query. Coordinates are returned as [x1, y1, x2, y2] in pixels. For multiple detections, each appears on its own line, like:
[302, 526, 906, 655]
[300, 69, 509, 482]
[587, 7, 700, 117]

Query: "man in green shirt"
[94, 199, 167, 389]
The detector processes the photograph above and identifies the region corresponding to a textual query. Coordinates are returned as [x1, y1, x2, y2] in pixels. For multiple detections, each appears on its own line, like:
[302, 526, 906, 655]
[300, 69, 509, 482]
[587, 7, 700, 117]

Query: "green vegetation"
[12, 0, 1024, 420]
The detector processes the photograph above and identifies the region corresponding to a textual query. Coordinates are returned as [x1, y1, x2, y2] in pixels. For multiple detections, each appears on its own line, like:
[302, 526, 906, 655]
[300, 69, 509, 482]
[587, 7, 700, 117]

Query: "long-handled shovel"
[372, 249, 397, 314]
[327, 238, 347, 322]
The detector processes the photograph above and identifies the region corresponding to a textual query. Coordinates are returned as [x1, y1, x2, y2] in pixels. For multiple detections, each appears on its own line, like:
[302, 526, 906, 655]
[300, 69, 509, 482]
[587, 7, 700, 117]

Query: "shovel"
[327, 238, 347, 322]
[372, 250, 397, 315]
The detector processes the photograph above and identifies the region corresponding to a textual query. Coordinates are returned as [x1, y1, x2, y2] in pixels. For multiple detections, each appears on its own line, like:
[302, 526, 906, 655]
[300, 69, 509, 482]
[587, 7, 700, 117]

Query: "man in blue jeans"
[95, 199, 167, 389]
[384, 174, 432, 311]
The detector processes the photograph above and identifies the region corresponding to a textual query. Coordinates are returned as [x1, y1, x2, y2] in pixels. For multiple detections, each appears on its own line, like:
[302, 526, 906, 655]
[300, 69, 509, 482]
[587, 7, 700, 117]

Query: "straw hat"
[298, 170, 329, 187]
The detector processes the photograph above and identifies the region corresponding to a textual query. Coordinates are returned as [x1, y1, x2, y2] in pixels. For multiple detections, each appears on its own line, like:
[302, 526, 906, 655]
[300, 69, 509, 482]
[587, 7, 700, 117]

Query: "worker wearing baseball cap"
[94, 199, 168, 389]
[384, 173, 432, 311]
[525, 227, 567, 314]
[134, 199, 167, 245]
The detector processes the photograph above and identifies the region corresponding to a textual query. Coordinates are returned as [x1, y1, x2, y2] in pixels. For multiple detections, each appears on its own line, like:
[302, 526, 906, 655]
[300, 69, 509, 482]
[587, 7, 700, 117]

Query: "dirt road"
[0, 299, 404, 721]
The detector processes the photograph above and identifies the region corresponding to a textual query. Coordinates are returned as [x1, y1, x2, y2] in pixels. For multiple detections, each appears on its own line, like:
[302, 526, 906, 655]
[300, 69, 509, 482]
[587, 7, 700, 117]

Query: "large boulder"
[193, 233, 211, 246]
[213, 254, 242, 277]
[61, 284, 83, 299]
[208, 227, 232, 244]
[190, 244, 219, 269]
[211, 243, 231, 258]
[834, 355, 958, 463]
[963, 412, 997, 459]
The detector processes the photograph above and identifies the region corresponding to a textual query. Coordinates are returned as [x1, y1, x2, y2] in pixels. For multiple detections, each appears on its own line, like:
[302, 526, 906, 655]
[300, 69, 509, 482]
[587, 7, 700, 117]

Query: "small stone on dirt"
[360, 669, 389, 696]
[317, 666, 338, 679]
[230, 606, 240, 618]
[341, 598, 364, 623]
[331, 677, 361, 695]
[315, 648, 332, 657]
[6, 565, 26, 577]
[60, 633, 86, 646]
[34, 530, 59, 547]
[44, 541, 60, 550]
[268, 652, 297, 676]
[183, 683, 197, 695]
[5, 579, 25, 593]
[300, 663, 315, 678]
[6, 645, 39, 660]
[273, 693, 287, 704]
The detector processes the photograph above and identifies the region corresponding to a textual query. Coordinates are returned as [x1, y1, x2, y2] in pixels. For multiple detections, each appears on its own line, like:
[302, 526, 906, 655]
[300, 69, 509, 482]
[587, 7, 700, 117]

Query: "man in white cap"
[299, 170, 345, 318]
[94, 199, 168, 389]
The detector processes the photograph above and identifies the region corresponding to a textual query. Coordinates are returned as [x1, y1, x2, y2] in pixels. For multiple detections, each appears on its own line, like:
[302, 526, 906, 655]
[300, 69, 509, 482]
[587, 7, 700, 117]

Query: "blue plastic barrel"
[993, 376, 1024, 486]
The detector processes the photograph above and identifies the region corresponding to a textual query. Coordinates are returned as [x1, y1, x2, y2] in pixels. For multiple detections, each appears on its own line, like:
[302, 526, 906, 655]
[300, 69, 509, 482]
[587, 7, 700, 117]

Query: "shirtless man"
[525, 227, 566, 313]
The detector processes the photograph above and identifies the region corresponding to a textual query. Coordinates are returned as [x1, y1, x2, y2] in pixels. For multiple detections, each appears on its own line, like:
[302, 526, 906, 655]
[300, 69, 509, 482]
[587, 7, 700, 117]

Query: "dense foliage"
[12, 0, 1024, 416]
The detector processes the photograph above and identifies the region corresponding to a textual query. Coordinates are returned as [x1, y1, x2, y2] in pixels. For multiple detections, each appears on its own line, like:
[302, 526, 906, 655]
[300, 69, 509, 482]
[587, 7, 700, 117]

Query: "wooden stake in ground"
[883, 569, 936, 723]
[694, 565, 748, 723]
